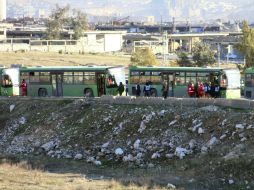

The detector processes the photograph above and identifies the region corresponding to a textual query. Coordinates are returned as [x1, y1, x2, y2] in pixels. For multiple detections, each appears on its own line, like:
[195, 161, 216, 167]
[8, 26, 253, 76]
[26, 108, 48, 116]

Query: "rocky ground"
[0, 98, 254, 190]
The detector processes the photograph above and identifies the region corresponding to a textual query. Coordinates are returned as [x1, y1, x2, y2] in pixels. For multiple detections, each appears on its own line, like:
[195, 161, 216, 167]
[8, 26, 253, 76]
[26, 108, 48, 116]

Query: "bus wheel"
[84, 88, 94, 97]
[38, 88, 48, 97]
[150, 88, 157, 97]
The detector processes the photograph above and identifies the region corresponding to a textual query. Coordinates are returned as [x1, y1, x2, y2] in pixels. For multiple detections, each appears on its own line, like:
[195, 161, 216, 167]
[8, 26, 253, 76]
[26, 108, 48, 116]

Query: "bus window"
[20, 72, 30, 83]
[197, 72, 209, 83]
[186, 72, 197, 84]
[84, 72, 96, 84]
[73, 72, 84, 84]
[29, 72, 40, 83]
[130, 71, 140, 84]
[63, 72, 73, 84]
[175, 72, 185, 85]
[2, 75, 12, 87]
[140, 71, 151, 84]
[151, 72, 161, 84]
[40, 72, 50, 83]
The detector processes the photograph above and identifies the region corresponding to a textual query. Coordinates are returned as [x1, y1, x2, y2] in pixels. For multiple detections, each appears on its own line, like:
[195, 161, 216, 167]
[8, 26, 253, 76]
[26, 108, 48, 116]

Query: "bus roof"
[129, 66, 237, 72]
[19, 66, 121, 72]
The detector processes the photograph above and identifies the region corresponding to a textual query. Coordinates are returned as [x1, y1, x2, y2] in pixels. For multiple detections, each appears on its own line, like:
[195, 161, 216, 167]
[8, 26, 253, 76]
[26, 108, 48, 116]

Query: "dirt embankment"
[0, 98, 254, 190]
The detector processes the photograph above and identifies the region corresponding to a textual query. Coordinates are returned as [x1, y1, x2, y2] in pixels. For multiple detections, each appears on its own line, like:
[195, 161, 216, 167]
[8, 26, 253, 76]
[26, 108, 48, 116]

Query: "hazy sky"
[7, 0, 254, 21]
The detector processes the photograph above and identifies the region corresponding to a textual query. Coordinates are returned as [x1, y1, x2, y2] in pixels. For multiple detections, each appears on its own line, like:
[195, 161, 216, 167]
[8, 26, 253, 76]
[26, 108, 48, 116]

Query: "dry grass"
[0, 52, 131, 67]
[0, 162, 171, 190]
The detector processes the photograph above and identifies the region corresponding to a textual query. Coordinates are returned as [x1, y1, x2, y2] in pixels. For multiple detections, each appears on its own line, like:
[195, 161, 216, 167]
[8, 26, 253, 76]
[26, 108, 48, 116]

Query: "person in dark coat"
[117, 82, 124, 96]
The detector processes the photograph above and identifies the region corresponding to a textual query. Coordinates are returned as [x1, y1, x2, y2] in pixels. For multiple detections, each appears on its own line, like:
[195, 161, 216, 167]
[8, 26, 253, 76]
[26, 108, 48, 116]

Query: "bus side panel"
[28, 84, 53, 97]
[106, 87, 118, 96]
[62, 85, 98, 97]
[174, 85, 188, 98]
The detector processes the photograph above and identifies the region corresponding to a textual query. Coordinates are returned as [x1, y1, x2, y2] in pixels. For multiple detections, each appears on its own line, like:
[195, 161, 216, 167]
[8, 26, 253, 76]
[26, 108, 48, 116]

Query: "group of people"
[187, 81, 220, 98]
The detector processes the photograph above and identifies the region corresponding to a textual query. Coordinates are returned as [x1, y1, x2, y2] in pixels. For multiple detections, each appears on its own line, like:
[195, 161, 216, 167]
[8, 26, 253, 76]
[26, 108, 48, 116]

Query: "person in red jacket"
[20, 79, 27, 96]
[187, 82, 195, 97]
[198, 82, 205, 98]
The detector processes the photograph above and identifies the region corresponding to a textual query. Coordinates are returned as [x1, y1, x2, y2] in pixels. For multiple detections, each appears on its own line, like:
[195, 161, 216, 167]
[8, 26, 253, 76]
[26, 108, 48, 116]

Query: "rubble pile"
[1, 99, 254, 188]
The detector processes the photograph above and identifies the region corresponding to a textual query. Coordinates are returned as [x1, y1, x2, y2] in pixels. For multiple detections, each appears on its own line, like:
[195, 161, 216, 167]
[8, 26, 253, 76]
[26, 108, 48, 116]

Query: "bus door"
[96, 73, 106, 96]
[51, 73, 63, 96]
[162, 73, 174, 97]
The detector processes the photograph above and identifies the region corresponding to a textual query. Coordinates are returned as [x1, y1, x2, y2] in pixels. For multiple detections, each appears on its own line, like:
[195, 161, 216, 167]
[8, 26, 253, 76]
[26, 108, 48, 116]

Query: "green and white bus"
[0, 66, 125, 97]
[129, 66, 241, 99]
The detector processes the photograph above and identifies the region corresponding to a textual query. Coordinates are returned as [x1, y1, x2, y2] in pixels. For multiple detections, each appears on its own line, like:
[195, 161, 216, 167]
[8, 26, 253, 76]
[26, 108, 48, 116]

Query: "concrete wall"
[0, 32, 124, 53]
[99, 96, 254, 110]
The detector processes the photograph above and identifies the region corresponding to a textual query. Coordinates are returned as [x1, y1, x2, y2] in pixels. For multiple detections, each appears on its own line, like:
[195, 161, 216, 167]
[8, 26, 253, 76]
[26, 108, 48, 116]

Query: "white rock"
[41, 141, 57, 152]
[206, 137, 219, 148]
[201, 146, 208, 154]
[192, 123, 202, 132]
[198, 127, 205, 134]
[158, 110, 166, 117]
[189, 139, 196, 150]
[167, 183, 176, 189]
[168, 120, 177, 127]
[166, 153, 174, 159]
[247, 125, 253, 129]
[74, 153, 83, 160]
[236, 124, 245, 130]
[228, 179, 234, 184]
[115, 148, 124, 156]
[151, 152, 160, 159]
[222, 119, 227, 126]
[102, 142, 110, 148]
[138, 121, 146, 133]
[123, 154, 134, 162]
[223, 152, 239, 161]
[134, 139, 141, 149]
[93, 160, 102, 166]
[19, 117, 26, 125]
[136, 153, 143, 159]
[220, 134, 227, 140]
[87, 157, 95, 163]
[175, 147, 189, 159]
[240, 137, 247, 142]
[10, 104, 15, 112]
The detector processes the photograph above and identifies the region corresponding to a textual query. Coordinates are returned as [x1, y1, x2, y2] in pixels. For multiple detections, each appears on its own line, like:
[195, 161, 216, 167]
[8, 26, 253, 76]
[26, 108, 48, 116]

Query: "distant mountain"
[7, 0, 254, 22]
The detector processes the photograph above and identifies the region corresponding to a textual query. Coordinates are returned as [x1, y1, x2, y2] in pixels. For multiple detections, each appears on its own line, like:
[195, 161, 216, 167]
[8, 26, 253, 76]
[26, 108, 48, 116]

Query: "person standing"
[214, 83, 220, 98]
[20, 79, 28, 96]
[125, 80, 129, 96]
[117, 82, 124, 96]
[198, 82, 205, 98]
[143, 81, 151, 97]
[162, 82, 168, 99]
[136, 83, 141, 97]
[187, 82, 195, 98]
